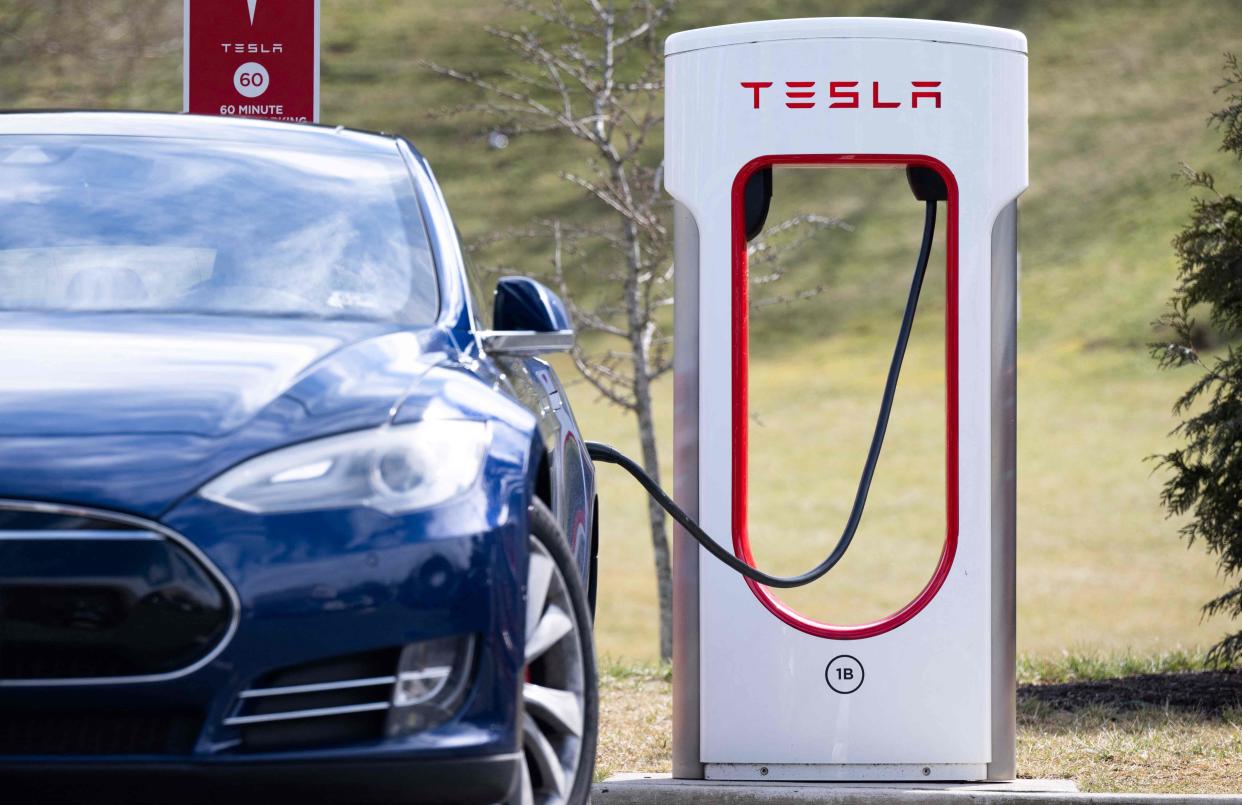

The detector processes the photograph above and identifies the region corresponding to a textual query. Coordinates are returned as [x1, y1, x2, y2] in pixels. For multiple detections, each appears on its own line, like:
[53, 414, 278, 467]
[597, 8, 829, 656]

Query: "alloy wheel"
[518, 535, 587, 805]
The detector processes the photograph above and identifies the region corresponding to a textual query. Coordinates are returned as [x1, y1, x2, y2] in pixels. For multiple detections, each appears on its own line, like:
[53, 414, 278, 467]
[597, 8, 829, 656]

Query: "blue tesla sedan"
[0, 112, 599, 804]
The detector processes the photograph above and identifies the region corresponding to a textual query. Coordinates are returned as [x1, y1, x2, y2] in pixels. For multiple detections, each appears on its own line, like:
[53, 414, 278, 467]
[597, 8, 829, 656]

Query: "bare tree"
[428, 0, 841, 661]
[427, 0, 679, 659]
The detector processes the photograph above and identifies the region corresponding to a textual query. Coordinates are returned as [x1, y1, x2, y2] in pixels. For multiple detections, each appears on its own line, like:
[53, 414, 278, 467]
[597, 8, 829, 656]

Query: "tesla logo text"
[220, 43, 285, 53]
[741, 81, 942, 110]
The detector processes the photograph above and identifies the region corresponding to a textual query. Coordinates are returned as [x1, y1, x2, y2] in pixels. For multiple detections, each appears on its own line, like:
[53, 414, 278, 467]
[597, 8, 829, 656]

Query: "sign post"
[184, 0, 320, 123]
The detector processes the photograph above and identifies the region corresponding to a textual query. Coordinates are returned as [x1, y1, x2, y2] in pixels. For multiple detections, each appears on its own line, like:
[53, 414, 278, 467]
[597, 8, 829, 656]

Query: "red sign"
[184, 0, 319, 123]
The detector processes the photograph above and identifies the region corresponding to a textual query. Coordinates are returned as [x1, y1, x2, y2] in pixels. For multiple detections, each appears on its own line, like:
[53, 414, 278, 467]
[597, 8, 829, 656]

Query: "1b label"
[825, 655, 864, 694]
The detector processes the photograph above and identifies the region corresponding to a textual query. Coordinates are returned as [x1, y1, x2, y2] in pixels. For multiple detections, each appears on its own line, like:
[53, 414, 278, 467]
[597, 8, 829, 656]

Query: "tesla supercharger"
[665, 19, 1027, 781]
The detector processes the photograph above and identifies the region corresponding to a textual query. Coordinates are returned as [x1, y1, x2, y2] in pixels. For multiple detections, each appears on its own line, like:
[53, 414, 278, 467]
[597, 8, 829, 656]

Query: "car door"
[453, 241, 595, 581]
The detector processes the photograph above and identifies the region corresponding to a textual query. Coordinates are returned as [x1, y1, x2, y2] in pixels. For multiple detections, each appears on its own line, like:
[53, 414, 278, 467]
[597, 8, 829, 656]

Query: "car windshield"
[0, 134, 438, 323]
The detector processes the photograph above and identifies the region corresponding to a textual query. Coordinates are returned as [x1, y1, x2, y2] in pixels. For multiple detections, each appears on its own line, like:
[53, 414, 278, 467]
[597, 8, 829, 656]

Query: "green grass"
[553, 0, 1242, 662]
[3, 0, 1241, 663]
[572, 331, 1233, 661]
[1018, 649, 1211, 685]
[598, 657, 672, 684]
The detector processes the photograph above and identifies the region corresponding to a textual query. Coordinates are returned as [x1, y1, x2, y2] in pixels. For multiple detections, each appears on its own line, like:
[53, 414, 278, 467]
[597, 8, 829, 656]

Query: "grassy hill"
[12, 1, 1238, 345]
[2, 0, 1241, 661]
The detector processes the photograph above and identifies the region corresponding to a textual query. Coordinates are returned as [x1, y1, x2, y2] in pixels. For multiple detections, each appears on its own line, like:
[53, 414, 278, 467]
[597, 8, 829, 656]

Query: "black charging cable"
[586, 197, 939, 589]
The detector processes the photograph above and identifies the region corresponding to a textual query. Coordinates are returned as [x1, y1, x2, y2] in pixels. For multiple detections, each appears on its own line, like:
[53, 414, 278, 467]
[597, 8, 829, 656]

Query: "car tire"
[513, 498, 599, 805]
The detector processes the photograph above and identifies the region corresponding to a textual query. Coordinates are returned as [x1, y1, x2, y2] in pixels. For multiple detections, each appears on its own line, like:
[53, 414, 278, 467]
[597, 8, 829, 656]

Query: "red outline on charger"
[730, 153, 959, 640]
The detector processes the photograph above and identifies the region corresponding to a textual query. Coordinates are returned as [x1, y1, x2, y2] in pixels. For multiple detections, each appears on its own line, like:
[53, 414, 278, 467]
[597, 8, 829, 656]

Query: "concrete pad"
[593, 773, 1242, 804]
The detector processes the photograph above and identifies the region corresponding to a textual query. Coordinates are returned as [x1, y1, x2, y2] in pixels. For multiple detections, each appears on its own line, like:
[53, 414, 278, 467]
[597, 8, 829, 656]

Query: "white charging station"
[665, 19, 1027, 781]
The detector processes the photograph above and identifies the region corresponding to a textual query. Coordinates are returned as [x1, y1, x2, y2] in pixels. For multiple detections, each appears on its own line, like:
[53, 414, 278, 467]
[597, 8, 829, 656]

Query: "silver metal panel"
[479, 329, 574, 356]
[986, 201, 1019, 781]
[705, 763, 989, 782]
[671, 199, 704, 779]
[223, 700, 391, 727]
[238, 676, 397, 699]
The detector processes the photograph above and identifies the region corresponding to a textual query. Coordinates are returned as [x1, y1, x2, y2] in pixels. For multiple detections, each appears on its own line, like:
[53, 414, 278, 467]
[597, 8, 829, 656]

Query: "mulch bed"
[1019, 670, 1242, 715]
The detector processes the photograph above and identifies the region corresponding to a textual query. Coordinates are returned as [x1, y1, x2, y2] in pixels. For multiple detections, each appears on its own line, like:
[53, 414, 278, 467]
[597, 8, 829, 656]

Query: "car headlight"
[200, 421, 490, 515]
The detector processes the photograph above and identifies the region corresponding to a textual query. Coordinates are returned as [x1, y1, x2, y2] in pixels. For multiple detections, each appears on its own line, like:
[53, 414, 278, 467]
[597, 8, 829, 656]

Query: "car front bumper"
[0, 477, 532, 802]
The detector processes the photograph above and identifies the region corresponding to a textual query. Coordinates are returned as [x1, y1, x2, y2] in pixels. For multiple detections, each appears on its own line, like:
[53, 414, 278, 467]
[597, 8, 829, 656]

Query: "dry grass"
[12, 0, 1235, 666]
[594, 659, 1242, 794]
[595, 663, 673, 782]
[1019, 705, 1242, 794]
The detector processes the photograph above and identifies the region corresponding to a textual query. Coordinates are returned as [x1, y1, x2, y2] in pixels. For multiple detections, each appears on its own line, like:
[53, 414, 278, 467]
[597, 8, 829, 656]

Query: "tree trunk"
[634, 377, 673, 662]
[618, 205, 674, 662]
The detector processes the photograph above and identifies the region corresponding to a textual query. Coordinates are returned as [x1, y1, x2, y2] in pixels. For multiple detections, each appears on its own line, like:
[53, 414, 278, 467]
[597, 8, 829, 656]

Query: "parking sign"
[184, 0, 319, 123]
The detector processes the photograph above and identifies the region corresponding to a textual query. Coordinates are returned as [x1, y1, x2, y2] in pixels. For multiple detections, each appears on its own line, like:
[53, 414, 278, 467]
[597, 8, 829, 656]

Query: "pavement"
[592, 773, 1242, 804]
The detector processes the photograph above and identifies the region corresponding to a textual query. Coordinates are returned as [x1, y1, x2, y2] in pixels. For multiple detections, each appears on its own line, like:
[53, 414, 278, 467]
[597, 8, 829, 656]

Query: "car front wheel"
[515, 498, 598, 805]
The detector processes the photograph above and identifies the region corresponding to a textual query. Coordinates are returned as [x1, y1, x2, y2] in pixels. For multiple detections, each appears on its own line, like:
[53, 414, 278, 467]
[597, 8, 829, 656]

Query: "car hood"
[0, 313, 451, 515]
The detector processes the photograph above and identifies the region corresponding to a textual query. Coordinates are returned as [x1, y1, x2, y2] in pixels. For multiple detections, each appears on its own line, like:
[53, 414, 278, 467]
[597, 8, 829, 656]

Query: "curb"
[592, 775, 1242, 804]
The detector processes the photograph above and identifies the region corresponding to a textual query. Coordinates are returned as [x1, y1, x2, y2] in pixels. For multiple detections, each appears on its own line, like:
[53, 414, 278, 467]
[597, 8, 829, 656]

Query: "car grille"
[227, 648, 401, 751]
[0, 709, 202, 755]
[0, 501, 237, 683]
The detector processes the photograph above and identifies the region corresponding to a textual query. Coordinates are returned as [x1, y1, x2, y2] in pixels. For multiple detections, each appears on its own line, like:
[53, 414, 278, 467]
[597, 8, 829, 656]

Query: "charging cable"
[587, 193, 940, 589]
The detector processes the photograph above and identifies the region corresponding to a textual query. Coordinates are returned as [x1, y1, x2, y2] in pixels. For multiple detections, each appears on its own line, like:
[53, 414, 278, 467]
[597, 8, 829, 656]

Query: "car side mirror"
[479, 276, 574, 356]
